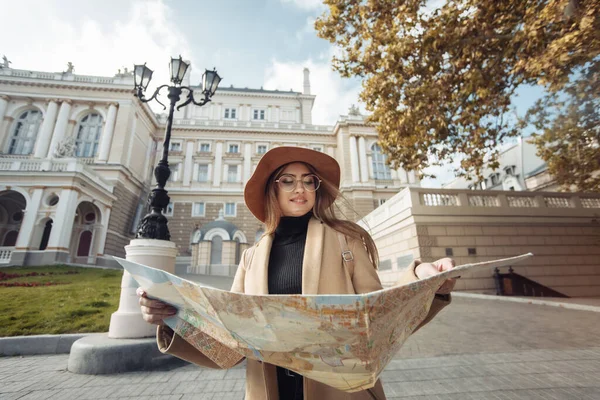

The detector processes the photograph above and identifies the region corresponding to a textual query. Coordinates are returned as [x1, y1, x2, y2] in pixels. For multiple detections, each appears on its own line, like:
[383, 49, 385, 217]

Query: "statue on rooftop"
[348, 104, 361, 116]
[66, 62, 75, 74]
[1, 55, 11, 69]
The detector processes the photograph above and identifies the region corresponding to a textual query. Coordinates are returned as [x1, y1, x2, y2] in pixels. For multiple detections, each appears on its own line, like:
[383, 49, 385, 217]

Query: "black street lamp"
[133, 56, 222, 240]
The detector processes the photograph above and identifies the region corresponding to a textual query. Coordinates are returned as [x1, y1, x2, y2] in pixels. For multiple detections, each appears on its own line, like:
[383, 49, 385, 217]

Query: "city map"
[117, 254, 532, 392]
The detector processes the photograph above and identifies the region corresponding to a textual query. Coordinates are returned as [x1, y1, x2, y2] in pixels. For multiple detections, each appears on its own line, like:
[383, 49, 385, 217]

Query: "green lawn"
[0, 265, 123, 337]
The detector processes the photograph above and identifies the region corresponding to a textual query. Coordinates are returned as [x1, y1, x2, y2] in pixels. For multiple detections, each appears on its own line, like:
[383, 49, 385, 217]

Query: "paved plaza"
[1, 296, 599, 399]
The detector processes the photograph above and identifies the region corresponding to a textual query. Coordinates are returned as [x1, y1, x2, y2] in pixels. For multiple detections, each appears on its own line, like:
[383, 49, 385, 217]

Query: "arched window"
[371, 144, 391, 180]
[75, 113, 103, 157]
[8, 109, 42, 155]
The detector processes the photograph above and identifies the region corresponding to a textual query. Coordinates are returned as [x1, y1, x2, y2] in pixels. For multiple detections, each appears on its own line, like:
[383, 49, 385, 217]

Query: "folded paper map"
[116, 253, 532, 392]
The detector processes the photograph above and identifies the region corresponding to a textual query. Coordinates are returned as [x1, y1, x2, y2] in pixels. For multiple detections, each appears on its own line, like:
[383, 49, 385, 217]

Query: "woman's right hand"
[137, 287, 177, 325]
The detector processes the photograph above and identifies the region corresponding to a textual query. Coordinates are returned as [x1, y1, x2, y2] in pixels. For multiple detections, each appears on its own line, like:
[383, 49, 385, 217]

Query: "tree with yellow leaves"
[316, 0, 599, 189]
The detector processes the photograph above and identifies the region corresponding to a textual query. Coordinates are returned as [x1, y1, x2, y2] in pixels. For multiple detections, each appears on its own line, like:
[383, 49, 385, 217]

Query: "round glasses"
[275, 174, 321, 192]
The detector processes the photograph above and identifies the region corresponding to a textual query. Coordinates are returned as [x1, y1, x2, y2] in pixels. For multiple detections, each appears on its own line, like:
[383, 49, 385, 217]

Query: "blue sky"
[0, 0, 545, 186]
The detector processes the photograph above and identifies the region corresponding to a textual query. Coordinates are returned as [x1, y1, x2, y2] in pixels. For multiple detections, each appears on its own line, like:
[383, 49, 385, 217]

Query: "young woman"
[138, 147, 456, 400]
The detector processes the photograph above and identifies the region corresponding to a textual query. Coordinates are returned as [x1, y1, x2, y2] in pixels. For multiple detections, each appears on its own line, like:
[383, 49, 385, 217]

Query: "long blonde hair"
[262, 162, 379, 268]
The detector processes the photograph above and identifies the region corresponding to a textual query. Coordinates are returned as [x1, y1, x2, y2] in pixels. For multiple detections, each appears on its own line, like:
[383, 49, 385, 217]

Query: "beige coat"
[157, 218, 450, 400]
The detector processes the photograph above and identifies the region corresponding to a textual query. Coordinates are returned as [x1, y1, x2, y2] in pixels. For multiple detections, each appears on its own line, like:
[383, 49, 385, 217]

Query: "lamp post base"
[108, 239, 177, 339]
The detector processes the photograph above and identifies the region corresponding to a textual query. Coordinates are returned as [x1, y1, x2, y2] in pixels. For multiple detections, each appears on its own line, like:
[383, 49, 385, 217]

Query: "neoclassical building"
[0, 61, 419, 273]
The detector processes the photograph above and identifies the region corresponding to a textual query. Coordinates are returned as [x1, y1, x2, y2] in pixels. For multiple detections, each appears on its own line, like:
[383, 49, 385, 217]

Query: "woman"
[138, 147, 456, 400]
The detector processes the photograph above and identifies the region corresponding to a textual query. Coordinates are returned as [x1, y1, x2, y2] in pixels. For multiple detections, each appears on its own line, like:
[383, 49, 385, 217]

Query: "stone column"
[349, 136, 360, 183]
[213, 141, 223, 186]
[358, 136, 369, 183]
[108, 239, 177, 338]
[0, 95, 8, 125]
[183, 140, 194, 186]
[46, 188, 79, 250]
[243, 142, 252, 182]
[95, 207, 111, 256]
[47, 100, 72, 158]
[15, 189, 43, 249]
[97, 103, 118, 162]
[0, 96, 9, 146]
[33, 99, 59, 158]
[397, 168, 407, 183]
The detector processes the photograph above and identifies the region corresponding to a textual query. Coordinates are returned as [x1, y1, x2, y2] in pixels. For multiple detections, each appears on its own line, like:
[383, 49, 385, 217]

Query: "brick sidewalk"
[2, 297, 599, 399]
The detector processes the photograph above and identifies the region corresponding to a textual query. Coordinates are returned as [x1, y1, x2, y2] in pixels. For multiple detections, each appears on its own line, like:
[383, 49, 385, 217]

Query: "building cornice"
[0, 79, 133, 94]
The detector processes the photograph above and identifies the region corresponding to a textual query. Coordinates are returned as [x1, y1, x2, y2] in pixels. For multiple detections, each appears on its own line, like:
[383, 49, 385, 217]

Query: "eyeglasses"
[275, 174, 321, 192]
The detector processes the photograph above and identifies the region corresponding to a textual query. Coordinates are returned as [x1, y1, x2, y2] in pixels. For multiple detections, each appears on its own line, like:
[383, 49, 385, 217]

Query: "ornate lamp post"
[133, 56, 221, 240]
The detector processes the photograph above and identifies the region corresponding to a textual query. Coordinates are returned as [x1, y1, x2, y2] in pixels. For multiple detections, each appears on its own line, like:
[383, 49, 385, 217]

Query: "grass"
[0, 265, 122, 337]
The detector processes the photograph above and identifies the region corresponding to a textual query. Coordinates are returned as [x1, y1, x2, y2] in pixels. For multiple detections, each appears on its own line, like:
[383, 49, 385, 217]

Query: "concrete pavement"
[1, 296, 599, 399]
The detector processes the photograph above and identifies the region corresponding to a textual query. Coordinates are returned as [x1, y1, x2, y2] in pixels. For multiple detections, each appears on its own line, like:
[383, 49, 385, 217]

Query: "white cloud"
[264, 55, 363, 126]
[1, 0, 193, 101]
[279, 0, 326, 12]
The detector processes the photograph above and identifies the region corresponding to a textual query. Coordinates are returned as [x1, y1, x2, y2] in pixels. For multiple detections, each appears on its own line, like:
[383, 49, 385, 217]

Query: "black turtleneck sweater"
[267, 212, 312, 400]
[267, 212, 311, 295]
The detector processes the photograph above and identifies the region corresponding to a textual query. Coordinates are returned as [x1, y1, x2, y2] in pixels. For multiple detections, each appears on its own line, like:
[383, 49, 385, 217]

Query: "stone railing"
[360, 187, 600, 235]
[414, 188, 600, 210]
[1, 68, 133, 86]
[0, 247, 13, 264]
[0, 157, 113, 192]
[171, 118, 333, 133]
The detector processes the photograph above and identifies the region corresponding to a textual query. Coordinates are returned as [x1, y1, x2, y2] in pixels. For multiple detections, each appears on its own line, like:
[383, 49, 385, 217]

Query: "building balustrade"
[1, 68, 133, 86]
[0, 247, 14, 264]
[0, 157, 112, 191]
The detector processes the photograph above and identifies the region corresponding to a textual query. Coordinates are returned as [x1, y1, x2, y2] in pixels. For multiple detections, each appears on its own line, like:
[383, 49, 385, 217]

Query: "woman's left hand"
[415, 257, 456, 294]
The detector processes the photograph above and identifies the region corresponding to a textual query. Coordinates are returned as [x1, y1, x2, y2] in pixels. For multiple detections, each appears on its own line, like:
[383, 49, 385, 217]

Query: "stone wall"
[104, 182, 142, 258]
[361, 188, 600, 297]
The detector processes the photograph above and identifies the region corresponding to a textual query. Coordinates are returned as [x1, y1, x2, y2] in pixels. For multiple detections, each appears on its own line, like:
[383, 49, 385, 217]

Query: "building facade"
[442, 138, 558, 192]
[0, 62, 419, 273]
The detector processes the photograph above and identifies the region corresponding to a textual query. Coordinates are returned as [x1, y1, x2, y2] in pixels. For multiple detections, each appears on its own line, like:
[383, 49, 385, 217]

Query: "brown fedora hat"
[244, 146, 341, 222]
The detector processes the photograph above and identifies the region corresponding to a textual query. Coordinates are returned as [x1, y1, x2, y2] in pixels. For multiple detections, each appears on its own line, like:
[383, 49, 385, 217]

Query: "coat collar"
[248, 217, 325, 295]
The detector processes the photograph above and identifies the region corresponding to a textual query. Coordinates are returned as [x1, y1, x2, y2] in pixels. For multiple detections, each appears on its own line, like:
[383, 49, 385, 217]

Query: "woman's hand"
[414, 257, 456, 294]
[137, 288, 177, 325]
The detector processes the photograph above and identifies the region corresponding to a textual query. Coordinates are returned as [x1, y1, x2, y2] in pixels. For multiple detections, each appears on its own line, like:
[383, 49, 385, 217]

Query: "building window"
[74, 113, 103, 158]
[197, 164, 209, 182]
[312, 146, 323, 152]
[378, 198, 387, 206]
[8, 109, 42, 155]
[257, 145, 267, 154]
[200, 143, 210, 152]
[169, 163, 180, 181]
[490, 173, 500, 186]
[253, 109, 265, 120]
[227, 165, 238, 183]
[192, 202, 205, 217]
[468, 248, 477, 255]
[280, 109, 295, 122]
[164, 202, 174, 216]
[445, 248, 454, 256]
[228, 144, 239, 153]
[169, 141, 182, 152]
[479, 179, 487, 190]
[224, 108, 237, 119]
[225, 202, 236, 217]
[504, 165, 516, 176]
[371, 144, 392, 180]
